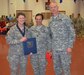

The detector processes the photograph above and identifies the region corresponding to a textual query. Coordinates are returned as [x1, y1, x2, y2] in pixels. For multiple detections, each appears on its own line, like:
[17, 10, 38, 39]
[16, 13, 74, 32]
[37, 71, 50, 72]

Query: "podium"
[23, 38, 37, 55]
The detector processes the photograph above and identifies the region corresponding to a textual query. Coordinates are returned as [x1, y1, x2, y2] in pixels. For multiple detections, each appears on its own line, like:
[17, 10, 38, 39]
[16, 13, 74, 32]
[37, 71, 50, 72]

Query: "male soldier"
[48, 2, 75, 75]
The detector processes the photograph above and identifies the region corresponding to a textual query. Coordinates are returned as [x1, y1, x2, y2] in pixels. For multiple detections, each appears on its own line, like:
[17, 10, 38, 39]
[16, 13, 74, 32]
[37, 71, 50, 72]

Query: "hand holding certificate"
[23, 38, 37, 55]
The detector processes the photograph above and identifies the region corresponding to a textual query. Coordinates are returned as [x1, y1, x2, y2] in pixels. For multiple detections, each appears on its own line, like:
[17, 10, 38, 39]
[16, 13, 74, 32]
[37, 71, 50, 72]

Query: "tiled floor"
[0, 35, 84, 75]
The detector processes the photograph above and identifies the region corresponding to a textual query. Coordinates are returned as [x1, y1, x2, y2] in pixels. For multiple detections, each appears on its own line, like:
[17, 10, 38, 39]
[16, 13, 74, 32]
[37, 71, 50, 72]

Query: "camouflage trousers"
[52, 51, 71, 75]
[8, 55, 28, 75]
[30, 54, 46, 75]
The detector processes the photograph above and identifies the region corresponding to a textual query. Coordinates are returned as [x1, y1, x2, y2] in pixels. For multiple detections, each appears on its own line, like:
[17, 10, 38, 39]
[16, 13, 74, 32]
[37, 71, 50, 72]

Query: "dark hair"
[16, 12, 26, 18]
[35, 13, 44, 20]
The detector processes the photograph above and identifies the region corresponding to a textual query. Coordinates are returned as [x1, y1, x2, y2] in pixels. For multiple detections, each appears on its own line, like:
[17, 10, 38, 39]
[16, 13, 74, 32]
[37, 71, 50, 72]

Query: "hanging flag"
[36, 0, 38, 2]
[60, 0, 62, 3]
[74, 0, 76, 3]
[23, 0, 25, 3]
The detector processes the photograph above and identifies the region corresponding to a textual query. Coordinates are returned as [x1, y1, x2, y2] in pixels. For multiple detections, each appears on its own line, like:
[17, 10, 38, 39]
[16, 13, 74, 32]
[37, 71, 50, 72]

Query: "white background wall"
[0, 0, 8, 16]
[0, 0, 84, 25]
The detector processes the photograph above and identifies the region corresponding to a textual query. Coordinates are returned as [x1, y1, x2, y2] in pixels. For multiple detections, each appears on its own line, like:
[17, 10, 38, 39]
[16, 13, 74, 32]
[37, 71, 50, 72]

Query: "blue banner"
[60, 0, 62, 3]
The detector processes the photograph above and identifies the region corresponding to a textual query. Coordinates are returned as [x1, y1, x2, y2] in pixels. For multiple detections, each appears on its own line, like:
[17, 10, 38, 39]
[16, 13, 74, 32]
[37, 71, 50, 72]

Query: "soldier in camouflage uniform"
[70, 13, 76, 29]
[30, 13, 51, 75]
[75, 13, 84, 37]
[6, 13, 32, 75]
[81, 17, 84, 36]
[48, 2, 75, 75]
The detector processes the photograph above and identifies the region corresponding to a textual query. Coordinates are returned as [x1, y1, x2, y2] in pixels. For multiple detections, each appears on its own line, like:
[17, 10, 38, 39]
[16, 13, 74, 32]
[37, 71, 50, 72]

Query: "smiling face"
[35, 15, 43, 26]
[49, 2, 59, 16]
[17, 15, 26, 26]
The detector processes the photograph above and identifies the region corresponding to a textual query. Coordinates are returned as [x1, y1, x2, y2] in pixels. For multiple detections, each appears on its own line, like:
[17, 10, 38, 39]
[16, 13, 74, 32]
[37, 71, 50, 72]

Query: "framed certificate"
[23, 38, 37, 55]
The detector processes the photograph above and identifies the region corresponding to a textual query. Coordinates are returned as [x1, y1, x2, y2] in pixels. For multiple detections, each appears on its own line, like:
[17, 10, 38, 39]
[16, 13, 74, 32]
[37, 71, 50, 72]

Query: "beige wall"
[0, 0, 8, 16]
[0, 0, 84, 25]
[26, 0, 81, 25]
[58, 0, 80, 17]
[8, 0, 16, 16]
[80, 0, 84, 18]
